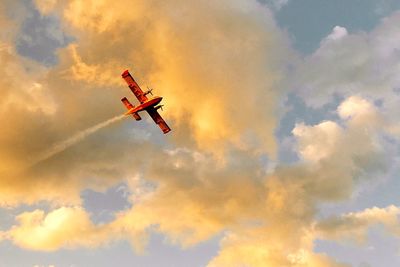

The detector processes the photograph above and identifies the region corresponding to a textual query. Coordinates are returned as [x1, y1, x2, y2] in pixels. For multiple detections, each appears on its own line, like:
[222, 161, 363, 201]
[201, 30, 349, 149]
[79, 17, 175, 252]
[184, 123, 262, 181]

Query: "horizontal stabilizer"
[132, 112, 142, 121]
[121, 97, 134, 109]
[121, 97, 141, 121]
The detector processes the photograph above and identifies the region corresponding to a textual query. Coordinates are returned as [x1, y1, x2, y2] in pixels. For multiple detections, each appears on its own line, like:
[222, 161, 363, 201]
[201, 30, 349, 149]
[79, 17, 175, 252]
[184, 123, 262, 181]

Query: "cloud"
[6, 206, 117, 251]
[260, 0, 290, 11]
[33, 0, 57, 15]
[0, 0, 294, 207]
[337, 95, 377, 121]
[208, 230, 349, 267]
[293, 121, 342, 163]
[34, 114, 125, 165]
[0, 0, 399, 266]
[0, 2, 156, 206]
[316, 205, 400, 245]
[324, 26, 348, 42]
[3, 96, 388, 266]
[57, 0, 295, 156]
[295, 11, 400, 108]
[124, 96, 385, 265]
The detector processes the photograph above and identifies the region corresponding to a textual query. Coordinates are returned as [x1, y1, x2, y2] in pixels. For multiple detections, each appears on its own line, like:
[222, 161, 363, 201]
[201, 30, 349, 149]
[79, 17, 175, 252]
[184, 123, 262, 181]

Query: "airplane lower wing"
[146, 107, 171, 134]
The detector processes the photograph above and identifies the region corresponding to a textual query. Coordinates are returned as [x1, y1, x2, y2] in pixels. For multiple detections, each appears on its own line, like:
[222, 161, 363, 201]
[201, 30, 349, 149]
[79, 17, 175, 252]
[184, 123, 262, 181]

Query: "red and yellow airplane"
[121, 70, 171, 134]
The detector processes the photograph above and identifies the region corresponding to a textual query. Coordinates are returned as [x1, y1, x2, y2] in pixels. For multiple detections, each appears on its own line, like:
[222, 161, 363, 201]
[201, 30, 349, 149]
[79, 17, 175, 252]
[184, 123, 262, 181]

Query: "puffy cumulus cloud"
[0, 5, 74, 206]
[316, 205, 400, 245]
[208, 230, 348, 267]
[293, 96, 386, 198]
[0, 38, 125, 206]
[295, 11, 400, 113]
[3, 97, 385, 266]
[293, 121, 342, 163]
[62, 44, 124, 87]
[0, 96, 390, 266]
[202, 174, 349, 267]
[337, 95, 378, 122]
[1, 1, 399, 267]
[1, 156, 330, 264]
[338, 96, 400, 142]
[0, 2, 51, 117]
[0, 0, 293, 206]
[5, 206, 118, 251]
[0, 1, 157, 206]
[104, 148, 269, 252]
[51, 0, 294, 156]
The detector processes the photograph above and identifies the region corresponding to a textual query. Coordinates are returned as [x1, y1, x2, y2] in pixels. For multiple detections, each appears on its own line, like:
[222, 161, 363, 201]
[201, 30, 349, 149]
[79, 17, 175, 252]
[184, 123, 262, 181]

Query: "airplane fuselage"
[125, 96, 163, 115]
[121, 70, 171, 133]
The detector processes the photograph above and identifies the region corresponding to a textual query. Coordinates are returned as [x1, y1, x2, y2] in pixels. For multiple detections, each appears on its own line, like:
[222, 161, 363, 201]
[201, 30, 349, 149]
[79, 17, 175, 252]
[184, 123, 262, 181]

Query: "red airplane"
[121, 70, 171, 134]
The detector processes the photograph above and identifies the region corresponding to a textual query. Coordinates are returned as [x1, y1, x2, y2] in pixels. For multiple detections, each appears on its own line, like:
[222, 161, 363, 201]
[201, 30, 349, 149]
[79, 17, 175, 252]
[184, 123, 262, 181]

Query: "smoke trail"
[34, 114, 126, 164]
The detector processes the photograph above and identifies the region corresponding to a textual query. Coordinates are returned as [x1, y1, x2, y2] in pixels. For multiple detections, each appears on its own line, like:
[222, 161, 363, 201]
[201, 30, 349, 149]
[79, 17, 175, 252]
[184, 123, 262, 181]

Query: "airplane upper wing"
[121, 70, 148, 104]
[146, 107, 171, 134]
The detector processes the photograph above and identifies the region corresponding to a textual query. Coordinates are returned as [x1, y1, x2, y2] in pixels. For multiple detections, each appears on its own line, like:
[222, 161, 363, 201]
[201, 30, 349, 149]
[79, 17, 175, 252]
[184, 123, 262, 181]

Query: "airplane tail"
[121, 97, 141, 121]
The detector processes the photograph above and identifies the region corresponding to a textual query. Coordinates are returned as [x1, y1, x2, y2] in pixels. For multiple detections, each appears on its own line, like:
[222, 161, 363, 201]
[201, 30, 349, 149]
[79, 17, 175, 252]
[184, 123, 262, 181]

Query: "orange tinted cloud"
[0, 1, 396, 266]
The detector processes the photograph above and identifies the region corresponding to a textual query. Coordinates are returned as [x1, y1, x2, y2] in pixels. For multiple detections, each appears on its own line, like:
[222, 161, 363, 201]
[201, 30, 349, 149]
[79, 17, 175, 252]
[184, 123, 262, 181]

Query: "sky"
[1, 0, 400, 266]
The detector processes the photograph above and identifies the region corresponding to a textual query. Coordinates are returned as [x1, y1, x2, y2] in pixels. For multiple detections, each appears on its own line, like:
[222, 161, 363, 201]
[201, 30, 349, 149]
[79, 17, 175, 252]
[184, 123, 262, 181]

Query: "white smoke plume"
[33, 114, 126, 165]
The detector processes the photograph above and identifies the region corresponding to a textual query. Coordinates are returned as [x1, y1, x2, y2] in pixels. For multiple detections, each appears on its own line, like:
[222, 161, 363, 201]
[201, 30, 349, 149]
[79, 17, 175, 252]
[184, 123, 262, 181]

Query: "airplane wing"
[146, 107, 171, 134]
[121, 70, 148, 104]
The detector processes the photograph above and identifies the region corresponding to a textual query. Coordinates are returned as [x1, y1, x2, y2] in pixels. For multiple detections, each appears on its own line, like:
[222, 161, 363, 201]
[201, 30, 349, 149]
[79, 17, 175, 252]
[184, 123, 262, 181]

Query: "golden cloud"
[0, 0, 293, 203]
[0, 0, 397, 266]
[6, 206, 117, 251]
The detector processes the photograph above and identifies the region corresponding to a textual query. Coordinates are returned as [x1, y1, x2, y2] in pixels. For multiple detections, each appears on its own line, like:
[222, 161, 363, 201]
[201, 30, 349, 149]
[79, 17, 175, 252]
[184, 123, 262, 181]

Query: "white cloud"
[325, 26, 348, 42]
[293, 120, 342, 163]
[316, 205, 400, 244]
[296, 11, 400, 109]
[338, 95, 375, 120]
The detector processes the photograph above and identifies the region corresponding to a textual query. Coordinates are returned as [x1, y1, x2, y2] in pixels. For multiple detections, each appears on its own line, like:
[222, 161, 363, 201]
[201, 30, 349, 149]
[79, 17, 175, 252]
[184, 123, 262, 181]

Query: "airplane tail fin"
[121, 97, 141, 121]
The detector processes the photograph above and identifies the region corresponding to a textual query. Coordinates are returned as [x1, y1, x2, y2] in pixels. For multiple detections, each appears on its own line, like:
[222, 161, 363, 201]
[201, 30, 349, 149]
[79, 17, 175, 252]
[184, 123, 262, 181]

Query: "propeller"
[144, 86, 154, 96]
[155, 105, 164, 111]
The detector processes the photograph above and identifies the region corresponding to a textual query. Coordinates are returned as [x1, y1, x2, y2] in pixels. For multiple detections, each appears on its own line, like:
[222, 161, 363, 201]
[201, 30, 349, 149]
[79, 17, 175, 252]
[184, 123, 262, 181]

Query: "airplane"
[120, 70, 171, 134]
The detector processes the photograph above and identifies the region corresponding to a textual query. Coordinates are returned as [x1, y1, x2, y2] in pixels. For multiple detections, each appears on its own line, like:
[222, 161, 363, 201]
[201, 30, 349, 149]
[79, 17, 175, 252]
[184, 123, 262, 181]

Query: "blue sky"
[274, 0, 400, 53]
